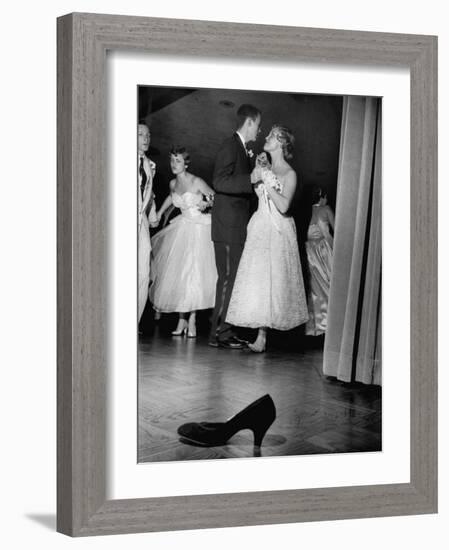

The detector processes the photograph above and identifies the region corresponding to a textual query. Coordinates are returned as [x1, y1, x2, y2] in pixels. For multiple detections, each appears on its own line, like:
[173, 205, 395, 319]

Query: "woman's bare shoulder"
[282, 166, 297, 185]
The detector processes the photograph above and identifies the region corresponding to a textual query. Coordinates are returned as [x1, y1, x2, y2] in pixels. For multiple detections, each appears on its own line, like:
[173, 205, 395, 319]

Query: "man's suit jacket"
[138, 155, 157, 320]
[138, 155, 157, 229]
[211, 133, 254, 244]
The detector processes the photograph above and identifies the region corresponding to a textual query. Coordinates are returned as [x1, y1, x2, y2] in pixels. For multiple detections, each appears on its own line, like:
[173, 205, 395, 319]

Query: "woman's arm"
[193, 177, 215, 211]
[156, 180, 175, 220]
[194, 176, 215, 197]
[265, 170, 297, 214]
[325, 205, 335, 230]
[156, 195, 173, 220]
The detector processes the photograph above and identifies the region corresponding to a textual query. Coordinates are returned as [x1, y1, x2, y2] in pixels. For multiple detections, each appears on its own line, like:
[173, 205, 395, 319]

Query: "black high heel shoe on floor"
[177, 394, 276, 448]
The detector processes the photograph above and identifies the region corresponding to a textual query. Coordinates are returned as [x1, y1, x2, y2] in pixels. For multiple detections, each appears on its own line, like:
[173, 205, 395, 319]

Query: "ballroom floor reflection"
[138, 312, 381, 463]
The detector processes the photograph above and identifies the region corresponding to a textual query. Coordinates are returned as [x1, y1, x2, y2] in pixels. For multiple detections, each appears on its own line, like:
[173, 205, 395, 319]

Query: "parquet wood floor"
[138, 318, 381, 463]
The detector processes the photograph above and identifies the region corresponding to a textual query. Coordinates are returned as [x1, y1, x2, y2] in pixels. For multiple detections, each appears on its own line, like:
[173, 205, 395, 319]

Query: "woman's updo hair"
[272, 125, 295, 160]
[310, 185, 325, 205]
[170, 146, 190, 167]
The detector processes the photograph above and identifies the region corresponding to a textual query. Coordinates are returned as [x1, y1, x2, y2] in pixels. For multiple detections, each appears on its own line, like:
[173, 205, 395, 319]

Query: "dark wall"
[139, 86, 342, 220]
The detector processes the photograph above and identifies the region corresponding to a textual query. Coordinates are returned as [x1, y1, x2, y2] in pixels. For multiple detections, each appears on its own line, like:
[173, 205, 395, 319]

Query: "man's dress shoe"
[217, 336, 246, 349]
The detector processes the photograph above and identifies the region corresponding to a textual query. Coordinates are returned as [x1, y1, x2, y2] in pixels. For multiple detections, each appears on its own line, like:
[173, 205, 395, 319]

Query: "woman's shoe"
[172, 319, 188, 336]
[177, 394, 276, 447]
[248, 339, 266, 353]
[187, 317, 196, 338]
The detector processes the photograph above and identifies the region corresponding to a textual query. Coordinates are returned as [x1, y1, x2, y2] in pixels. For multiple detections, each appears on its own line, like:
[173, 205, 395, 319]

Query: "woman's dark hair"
[272, 125, 295, 160]
[310, 185, 325, 205]
[169, 146, 190, 167]
[236, 104, 261, 130]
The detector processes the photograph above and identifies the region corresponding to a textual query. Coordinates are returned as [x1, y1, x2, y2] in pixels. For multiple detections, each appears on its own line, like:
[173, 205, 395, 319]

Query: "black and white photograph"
[136, 85, 382, 463]
[3, 0, 441, 545]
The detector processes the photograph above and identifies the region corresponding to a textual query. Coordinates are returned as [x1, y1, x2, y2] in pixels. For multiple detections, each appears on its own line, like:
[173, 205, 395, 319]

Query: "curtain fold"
[323, 97, 382, 385]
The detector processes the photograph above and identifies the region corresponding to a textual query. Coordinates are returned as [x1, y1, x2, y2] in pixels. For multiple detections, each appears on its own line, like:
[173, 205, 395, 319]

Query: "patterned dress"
[226, 179, 308, 330]
[305, 209, 333, 335]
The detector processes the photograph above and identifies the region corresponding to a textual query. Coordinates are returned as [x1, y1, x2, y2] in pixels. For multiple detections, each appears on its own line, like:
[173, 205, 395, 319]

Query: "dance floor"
[138, 314, 381, 463]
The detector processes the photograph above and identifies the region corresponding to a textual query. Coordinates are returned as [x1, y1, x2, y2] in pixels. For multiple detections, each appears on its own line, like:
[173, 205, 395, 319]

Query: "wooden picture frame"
[57, 12, 437, 536]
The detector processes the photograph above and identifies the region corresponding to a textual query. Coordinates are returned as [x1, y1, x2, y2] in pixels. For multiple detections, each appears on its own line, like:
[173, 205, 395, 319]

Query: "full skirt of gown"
[305, 225, 333, 335]
[149, 208, 217, 313]
[226, 192, 308, 330]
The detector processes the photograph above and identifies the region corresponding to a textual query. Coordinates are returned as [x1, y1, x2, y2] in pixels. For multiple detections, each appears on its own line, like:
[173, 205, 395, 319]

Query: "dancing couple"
[210, 104, 308, 351]
[149, 104, 308, 351]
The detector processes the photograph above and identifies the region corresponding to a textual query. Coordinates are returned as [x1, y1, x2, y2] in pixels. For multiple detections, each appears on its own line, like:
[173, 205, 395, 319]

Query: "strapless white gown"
[149, 192, 217, 312]
[226, 183, 308, 330]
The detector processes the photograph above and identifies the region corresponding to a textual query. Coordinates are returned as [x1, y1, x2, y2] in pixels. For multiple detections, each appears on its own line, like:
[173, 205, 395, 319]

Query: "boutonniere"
[246, 148, 254, 158]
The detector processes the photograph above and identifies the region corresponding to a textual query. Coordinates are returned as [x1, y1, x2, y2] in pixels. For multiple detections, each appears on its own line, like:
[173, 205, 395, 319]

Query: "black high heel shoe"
[177, 394, 276, 447]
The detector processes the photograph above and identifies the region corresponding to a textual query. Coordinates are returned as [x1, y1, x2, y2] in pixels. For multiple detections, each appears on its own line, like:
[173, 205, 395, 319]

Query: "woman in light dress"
[226, 126, 308, 352]
[305, 187, 334, 336]
[149, 147, 217, 337]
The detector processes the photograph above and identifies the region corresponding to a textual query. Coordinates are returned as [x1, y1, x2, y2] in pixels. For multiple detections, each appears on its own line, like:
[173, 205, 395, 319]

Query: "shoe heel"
[226, 394, 276, 447]
[252, 424, 270, 447]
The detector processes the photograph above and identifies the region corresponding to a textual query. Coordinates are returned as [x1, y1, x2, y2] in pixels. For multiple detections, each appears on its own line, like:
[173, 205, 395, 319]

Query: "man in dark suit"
[209, 104, 262, 348]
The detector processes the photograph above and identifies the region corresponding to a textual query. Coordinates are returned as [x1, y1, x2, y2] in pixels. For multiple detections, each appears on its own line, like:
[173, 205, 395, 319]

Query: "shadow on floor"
[25, 514, 56, 531]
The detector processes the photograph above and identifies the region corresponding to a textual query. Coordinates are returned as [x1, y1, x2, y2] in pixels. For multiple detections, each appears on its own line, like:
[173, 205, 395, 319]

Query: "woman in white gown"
[149, 147, 217, 337]
[226, 126, 308, 352]
[305, 188, 334, 335]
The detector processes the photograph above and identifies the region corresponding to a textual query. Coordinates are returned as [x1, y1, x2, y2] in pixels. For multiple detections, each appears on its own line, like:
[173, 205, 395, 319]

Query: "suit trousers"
[138, 215, 151, 322]
[209, 241, 244, 342]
